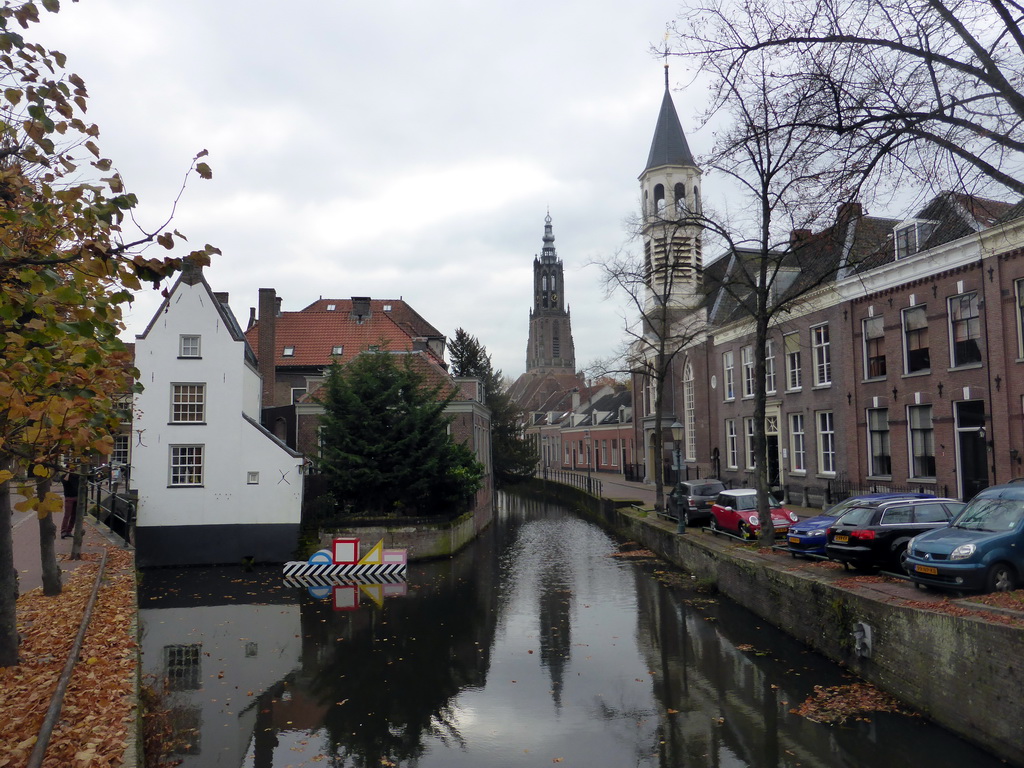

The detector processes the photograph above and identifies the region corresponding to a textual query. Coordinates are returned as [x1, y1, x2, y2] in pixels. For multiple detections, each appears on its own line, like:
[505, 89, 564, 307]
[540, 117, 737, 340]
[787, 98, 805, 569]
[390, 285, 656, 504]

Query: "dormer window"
[383, 304, 392, 311]
[894, 220, 936, 259]
[282, 346, 295, 357]
[331, 345, 344, 356]
[326, 304, 336, 311]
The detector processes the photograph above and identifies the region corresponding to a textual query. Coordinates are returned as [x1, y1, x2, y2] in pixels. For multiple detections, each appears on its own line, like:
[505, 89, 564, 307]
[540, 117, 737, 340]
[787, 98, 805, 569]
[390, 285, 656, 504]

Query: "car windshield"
[835, 506, 875, 526]
[825, 498, 861, 516]
[693, 483, 725, 496]
[953, 498, 1024, 532]
[730, 494, 780, 511]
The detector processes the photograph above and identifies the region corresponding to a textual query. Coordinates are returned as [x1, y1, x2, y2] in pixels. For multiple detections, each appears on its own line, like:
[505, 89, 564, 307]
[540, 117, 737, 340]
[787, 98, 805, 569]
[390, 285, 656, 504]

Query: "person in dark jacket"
[60, 472, 78, 539]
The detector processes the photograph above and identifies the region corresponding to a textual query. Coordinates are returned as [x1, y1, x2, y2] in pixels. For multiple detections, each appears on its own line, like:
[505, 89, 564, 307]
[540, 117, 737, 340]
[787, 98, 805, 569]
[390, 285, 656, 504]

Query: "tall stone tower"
[639, 69, 703, 312]
[525, 213, 576, 373]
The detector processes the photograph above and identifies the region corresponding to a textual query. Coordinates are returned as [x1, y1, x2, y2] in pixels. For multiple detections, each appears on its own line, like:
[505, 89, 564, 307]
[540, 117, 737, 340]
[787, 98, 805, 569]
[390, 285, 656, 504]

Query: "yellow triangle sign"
[359, 583, 384, 607]
[357, 538, 385, 565]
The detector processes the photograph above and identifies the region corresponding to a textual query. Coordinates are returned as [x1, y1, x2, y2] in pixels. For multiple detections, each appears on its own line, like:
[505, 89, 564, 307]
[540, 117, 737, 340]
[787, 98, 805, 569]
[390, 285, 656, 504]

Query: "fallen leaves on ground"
[0, 546, 137, 768]
[791, 682, 914, 725]
[608, 549, 657, 559]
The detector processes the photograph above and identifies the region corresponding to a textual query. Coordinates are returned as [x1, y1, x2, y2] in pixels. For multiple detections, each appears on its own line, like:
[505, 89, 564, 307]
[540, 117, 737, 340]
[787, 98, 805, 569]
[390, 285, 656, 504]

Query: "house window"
[867, 408, 891, 476]
[789, 414, 806, 472]
[816, 411, 836, 474]
[601, 440, 608, 466]
[291, 387, 306, 405]
[744, 417, 756, 469]
[564, 444, 570, 464]
[332, 345, 344, 356]
[909, 405, 936, 479]
[179, 335, 200, 358]
[611, 439, 618, 466]
[169, 445, 203, 486]
[784, 333, 801, 390]
[1016, 279, 1024, 358]
[725, 419, 738, 469]
[164, 644, 202, 691]
[171, 384, 205, 423]
[247, 471, 260, 485]
[949, 292, 982, 366]
[723, 351, 735, 400]
[282, 346, 295, 357]
[902, 305, 930, 373]
[863, 316, 886, 379]
[741, 346, 755, 397]
[765, 338, 776, 394]
[894, 220, 935, 259]
[683, 363, 696, 460]
[112, 434, 130, 467]
[812, 325, 831, 385]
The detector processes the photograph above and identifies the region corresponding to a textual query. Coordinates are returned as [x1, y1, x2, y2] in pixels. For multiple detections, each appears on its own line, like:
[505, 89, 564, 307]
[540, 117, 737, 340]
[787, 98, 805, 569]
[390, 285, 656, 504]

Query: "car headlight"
[788, 511, 799, 522]
[907, 536, 917, 555]
[950, 543, 976, 561]
[749, 515, 759, 526]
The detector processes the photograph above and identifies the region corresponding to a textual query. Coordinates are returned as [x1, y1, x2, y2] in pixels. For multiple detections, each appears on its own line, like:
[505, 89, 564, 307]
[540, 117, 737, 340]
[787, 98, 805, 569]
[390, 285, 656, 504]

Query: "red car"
[710, 489, 800, 539]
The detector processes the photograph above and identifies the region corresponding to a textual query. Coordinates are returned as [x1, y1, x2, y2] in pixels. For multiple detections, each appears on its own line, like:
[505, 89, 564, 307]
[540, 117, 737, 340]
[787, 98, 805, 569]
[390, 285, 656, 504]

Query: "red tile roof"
[245, 299, 445, 369]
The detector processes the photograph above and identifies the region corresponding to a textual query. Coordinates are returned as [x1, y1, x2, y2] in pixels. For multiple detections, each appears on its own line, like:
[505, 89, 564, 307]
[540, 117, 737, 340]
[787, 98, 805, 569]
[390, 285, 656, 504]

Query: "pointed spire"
[643, 78, 695, 173]
[541, 211, 557, 262]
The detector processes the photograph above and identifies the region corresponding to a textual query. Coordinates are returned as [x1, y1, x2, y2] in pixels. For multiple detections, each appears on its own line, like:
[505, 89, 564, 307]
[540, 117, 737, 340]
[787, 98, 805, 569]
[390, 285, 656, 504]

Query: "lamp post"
[670, 420, 686, 534]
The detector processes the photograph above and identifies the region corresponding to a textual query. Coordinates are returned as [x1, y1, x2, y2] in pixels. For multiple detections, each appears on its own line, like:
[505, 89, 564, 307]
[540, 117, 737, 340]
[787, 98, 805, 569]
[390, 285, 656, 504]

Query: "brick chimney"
[257, 289, 277, 408]
[789, 229, 813, 247]
[213, 292, 229, 305]
[836, 201, 863, 223]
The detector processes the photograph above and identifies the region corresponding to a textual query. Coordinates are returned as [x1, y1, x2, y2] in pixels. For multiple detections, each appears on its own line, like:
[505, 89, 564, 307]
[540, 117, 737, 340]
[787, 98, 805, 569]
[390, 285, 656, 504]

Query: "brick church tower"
[525, 213, 577, 374]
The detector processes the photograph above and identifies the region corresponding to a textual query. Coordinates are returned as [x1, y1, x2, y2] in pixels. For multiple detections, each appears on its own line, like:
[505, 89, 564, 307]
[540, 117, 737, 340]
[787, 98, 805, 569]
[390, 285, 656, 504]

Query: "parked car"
[668, 480, 726, 526]
[710, 488, 799, 539]
[825, 497, 965, 571]
[904, 483, 1024, 592]
[786, 492, 935, 558]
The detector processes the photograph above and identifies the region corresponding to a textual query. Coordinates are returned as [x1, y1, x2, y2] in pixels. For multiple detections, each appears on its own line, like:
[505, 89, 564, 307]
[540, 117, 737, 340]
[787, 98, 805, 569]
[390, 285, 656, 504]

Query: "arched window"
[674, 183, 687, 214]
[542, 275, 548, 290]
[654, 184, 666, 214]
[683, 363, 696, 460]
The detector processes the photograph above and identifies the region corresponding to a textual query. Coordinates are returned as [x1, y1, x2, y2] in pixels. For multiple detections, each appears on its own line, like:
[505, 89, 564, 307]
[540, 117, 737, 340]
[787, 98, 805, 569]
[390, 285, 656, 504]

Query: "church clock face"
[551, 292, 558, 302]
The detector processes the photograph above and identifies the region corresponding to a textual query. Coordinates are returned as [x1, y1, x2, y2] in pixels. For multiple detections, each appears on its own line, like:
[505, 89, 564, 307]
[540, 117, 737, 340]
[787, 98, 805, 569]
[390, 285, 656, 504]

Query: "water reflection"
[139, 493, 1003, 767]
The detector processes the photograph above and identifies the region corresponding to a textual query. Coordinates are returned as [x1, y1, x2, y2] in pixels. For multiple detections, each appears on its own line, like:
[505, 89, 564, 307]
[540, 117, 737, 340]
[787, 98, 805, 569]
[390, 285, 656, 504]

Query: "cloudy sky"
[35, 0, 716, 379]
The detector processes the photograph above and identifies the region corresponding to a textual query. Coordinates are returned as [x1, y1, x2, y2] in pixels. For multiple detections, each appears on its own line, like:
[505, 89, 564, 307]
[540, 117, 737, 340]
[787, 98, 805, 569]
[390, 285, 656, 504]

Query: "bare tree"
[677, 0, 1024, 201]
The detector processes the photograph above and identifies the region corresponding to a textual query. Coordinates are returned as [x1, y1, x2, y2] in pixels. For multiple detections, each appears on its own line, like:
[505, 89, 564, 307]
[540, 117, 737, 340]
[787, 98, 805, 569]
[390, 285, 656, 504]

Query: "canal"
[139, 492, 1003, 767]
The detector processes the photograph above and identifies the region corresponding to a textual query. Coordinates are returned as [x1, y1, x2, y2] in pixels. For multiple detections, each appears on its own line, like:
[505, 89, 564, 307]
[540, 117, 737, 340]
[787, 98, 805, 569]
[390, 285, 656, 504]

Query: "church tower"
[525, 213, 576, 373]
[639, 68, 703, 312]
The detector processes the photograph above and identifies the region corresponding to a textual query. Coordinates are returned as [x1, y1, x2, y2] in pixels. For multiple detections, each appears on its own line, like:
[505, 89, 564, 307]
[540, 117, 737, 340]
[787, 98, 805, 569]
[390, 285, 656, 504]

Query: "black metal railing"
[86, 478, 135, 548]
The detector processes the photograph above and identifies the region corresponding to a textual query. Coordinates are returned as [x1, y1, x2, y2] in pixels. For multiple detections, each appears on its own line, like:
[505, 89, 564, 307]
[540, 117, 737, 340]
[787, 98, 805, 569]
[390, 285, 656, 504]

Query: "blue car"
[905, 482, 1024, 593]
[787, 492, 934, 558]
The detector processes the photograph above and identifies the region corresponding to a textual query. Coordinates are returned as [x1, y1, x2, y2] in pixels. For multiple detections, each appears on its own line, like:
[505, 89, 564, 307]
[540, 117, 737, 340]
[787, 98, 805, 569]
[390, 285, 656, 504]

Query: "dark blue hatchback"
[786, 492, 934, 558]
[905, 482, 1024, 592]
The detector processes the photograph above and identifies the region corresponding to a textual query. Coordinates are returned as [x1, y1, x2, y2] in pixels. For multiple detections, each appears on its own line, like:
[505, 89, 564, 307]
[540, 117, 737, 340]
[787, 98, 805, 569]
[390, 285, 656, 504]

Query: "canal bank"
[520, 477, 1024, 767]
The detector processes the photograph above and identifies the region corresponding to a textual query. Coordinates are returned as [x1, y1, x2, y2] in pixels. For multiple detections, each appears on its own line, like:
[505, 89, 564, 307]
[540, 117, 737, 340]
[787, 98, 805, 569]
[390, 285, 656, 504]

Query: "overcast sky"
[35, 0, 717, 379]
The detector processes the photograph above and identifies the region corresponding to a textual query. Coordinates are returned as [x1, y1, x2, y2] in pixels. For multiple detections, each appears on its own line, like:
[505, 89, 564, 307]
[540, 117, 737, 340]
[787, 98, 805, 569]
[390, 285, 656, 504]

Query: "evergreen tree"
[451, 328, 537, 486]
[316, 350, 483, 516]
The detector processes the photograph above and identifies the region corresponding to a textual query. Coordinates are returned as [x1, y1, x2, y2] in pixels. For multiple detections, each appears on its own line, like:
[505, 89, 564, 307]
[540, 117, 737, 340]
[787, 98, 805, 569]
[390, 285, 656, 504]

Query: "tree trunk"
[36, 475, 62, 597]
[69, 469, 88, 561]
[0, 460, 21, 667]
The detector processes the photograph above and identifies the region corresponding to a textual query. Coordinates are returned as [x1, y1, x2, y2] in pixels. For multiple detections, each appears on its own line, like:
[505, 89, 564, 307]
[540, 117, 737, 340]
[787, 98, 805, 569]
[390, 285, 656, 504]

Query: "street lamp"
[670, 420, 686, 534]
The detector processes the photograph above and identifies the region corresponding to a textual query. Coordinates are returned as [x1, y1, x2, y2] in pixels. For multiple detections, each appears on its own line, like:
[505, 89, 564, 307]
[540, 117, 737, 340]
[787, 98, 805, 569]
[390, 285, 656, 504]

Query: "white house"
[133, 263, 304, 566]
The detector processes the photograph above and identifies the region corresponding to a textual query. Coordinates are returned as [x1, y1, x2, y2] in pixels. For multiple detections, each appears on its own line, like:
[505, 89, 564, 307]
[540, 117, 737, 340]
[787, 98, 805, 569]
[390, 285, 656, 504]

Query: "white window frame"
[908, 404, 936, 479]
[789, 413, 806, 473]
[812, 324, 831, 386]
[683, 363, 696, 460]
[784, 333, 801, 390]
[765, 338, 776, 394]
[867, 407, 891, 477]
[178, 334, 201, 358]
[863, 316, 886, 380]
[816, 411, 836, 475]
[948, 292, 982, 367]
[725, 419, 738, 469]
[744, 417, 756, 469]
[902, 305, 930, 374]
[171, 383, 205, 423]
[169, 444, 204, 487]
[741, 346, 755, 398]
[723, 351, 735, 401]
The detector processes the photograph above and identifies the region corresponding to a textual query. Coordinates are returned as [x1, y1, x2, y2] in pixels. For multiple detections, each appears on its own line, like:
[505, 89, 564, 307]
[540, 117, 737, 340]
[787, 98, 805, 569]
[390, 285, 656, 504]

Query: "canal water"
[139, 493, 1003, 767]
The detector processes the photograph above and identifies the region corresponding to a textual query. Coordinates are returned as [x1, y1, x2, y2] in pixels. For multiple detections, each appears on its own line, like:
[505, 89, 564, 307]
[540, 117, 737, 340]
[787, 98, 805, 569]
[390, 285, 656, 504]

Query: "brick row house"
[629, 78, 1024, 504]
[244, 291, 493, 511]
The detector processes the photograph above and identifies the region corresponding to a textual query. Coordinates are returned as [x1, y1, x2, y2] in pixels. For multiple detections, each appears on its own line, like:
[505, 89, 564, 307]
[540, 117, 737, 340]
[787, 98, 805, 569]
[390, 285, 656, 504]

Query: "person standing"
[60, 471, 78, 539]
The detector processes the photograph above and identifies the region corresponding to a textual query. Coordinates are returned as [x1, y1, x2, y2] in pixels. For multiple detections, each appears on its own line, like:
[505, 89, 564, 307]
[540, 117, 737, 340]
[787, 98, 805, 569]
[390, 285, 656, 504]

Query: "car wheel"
[897, 546, 910, 573]
[710, 517, 719, 535]
[986, 563, 1018, 593]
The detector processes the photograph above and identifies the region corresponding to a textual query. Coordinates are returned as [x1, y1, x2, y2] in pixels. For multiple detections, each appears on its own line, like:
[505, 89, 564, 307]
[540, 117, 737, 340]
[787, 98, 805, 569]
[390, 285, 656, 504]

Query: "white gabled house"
[133, 263, 304, 566]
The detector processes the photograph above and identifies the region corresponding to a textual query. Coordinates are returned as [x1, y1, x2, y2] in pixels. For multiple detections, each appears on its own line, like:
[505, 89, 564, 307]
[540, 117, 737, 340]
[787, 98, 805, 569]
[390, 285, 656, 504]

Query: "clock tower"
[525, 213, 576, 374]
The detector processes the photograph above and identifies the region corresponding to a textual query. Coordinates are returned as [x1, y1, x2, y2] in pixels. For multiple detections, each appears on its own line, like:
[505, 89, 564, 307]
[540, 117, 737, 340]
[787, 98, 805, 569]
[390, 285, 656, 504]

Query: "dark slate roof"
[643, 86, 695, 173]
